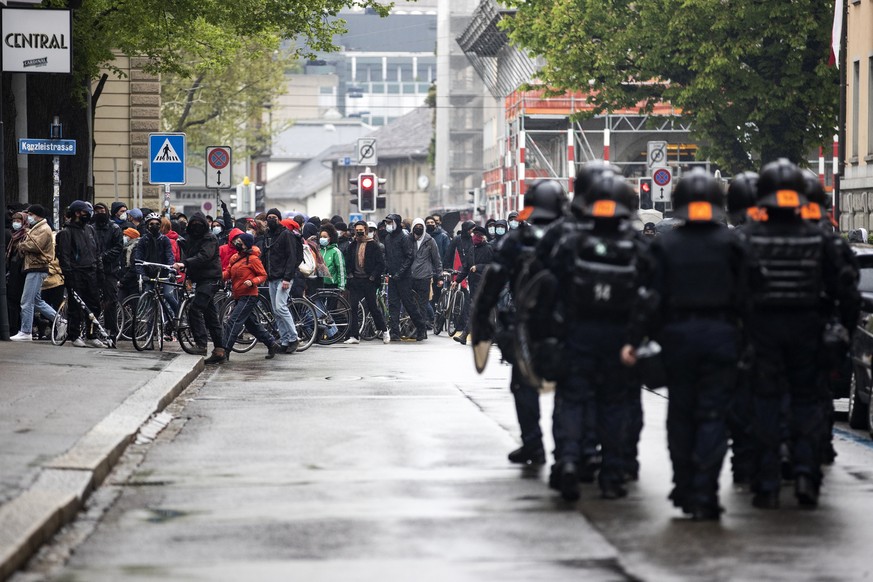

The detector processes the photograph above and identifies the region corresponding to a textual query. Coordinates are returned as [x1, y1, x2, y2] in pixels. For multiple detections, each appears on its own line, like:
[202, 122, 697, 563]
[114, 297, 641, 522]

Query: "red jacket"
[220, 228, 245, 270]
[223, 246, 267, 299]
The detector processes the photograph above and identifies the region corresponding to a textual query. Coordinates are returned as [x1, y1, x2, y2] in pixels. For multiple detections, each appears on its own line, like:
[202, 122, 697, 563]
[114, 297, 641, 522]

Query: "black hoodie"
[181, 213, 222, 282]
[383, 213, 414, 278]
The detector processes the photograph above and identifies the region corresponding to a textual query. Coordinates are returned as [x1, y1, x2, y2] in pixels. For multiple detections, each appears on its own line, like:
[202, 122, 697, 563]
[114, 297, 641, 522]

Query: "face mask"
[413, 227, 424, 238]
[188, 223, 205, 236]
[487, 226, 496, 236]
[212, 226, 222, 235]
[79, 213, 91, 224]
[148, 224, 161, 236]
[234, 240, 244, 250]
[509, 220, 519, 230]
[12, 221, 22, 231]
[123, 236, 130, 244]
[472, 234, 485, 245]
[385, 223, 396, 233]
[95, 213, 109, 225]
[355, 231, 366, 238]
[267, 218, 279, 229]
[496, 227, 506, 236]
[319, 237, 329, 247]
[27, 215, 37, 226]
[426, 224, 435, 234]
[119, 212, 128, 221]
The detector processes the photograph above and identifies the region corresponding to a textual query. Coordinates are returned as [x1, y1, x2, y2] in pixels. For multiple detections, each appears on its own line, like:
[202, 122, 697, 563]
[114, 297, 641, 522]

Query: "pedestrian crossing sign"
[148, 133, 187, 185]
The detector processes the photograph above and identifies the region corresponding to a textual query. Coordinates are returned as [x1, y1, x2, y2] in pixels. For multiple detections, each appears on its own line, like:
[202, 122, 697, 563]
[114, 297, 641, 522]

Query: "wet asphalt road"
[14, 335, 873, 581]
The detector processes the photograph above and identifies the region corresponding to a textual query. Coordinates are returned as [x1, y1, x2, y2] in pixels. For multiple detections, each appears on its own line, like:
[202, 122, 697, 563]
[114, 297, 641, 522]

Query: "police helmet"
[571, 160, 622, 218]
[517, 179, 567, 223]
[144, 212, 162, 225]
[727, 171, 759, 214]
[672, 168, 725, 223]
[581, 172, 637, 219]
[800, 169, 829, 221]
[757, 158, 807, 208]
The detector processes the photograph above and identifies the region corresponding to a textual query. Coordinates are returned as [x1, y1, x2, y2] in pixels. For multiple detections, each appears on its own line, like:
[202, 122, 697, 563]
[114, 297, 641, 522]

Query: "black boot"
[560, 462, 580, 502]
[265, 343, 278, 360]
[507, 444, 546, 465]
[795, 474, 819, 508]
[204, 348, 227, 365]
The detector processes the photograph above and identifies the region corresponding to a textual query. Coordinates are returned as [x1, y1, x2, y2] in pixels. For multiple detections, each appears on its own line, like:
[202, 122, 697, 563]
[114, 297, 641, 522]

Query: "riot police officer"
[547, 172, 645, 501]
[623, 168, 751, 520]
[744, 159, 859, 509]
[471, 179, 568, 465]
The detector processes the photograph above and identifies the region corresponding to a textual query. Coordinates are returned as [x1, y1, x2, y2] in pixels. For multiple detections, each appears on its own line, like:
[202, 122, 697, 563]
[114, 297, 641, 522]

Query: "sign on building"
[1, 8, 72, 74]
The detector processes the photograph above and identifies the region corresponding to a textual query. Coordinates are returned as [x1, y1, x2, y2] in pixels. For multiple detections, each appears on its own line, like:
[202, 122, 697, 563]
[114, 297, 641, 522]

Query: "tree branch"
[174, 72, 207, 131]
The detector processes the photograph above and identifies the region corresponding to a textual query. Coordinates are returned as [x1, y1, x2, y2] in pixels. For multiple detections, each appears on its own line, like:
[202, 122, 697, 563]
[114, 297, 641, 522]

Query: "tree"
[161, 36, 298, 165]
[501, 0, 837, 173]
[5, 1, 391, 208]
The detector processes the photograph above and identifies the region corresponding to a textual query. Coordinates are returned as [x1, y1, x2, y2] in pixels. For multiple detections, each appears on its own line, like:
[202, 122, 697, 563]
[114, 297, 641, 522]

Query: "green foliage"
[43, 0, 391, 89]
[161, 36, 292, 162]
[501, 0, 837, 173]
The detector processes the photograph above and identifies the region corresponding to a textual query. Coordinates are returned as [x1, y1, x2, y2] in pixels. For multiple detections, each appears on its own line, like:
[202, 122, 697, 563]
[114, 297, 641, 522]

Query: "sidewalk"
[0, 341, 203, 580]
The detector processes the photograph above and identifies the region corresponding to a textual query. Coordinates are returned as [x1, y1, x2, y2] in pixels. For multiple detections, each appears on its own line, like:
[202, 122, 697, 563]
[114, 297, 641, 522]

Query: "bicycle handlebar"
[135, 260, 178, 274]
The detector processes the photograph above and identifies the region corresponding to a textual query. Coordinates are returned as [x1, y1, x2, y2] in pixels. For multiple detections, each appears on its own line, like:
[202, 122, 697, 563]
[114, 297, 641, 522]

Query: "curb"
[0, 354, 204, 581]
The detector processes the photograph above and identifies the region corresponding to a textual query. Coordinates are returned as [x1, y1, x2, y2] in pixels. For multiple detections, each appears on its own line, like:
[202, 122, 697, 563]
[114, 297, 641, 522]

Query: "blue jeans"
[20, 271, 57, 334]
[268, 279, 298, 344]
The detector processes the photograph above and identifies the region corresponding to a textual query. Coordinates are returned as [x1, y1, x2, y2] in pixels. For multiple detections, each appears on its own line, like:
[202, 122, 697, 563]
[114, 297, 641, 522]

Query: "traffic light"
[358, 172, 376, 212]
[377, 177, 387, 209]
[638, 177, 653, 210]
[255, 185, 265, 212]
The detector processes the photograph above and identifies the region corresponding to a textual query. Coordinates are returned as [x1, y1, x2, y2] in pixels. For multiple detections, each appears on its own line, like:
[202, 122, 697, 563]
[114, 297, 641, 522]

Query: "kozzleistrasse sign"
[1, 8, 72, 74]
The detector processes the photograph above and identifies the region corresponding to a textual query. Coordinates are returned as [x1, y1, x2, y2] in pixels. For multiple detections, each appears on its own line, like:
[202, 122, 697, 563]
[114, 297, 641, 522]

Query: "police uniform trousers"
[660, 318, 739, 509]
[727, 365, 755, 483]
[748, 311, 826, 494]
[510, 365, 543, 451]
[558, 320, 633, 489]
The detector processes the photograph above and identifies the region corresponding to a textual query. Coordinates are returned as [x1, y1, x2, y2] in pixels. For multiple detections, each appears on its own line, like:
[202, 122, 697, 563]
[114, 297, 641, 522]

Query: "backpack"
[299, 242, 317, 277]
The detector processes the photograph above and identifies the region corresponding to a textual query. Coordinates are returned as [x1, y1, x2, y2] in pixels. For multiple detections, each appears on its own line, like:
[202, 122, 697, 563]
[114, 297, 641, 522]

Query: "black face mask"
[267, 218, 279, 230]
[426, 225, 435, 234]
[234, 241, 244, 250]
[188, 223, 206, 237]
[148, 224, 161, 236]
[413, 227, 424, 237]
[78, 213, 91, 224]
[95, 213, 109, 225]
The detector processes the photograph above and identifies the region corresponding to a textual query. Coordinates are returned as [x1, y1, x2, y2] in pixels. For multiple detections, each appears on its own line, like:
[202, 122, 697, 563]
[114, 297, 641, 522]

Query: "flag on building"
[829, 0, 843, 67]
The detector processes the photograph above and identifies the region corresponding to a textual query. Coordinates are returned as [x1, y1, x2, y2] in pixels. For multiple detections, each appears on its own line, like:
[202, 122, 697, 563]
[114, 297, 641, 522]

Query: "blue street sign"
[18, 139, 76, 156]
[148, 133, 187, 185]
[342, 156, 352, 166]
[349, 213, 363, 223]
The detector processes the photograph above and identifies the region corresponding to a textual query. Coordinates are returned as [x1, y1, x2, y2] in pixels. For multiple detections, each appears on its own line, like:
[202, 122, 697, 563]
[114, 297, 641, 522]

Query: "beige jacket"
[42, 233, 64, 290]
[18, 219, 55, 273]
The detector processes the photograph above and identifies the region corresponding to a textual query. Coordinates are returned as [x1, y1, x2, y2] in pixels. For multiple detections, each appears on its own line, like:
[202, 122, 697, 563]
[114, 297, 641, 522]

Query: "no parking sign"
[652, 167, 673, 202]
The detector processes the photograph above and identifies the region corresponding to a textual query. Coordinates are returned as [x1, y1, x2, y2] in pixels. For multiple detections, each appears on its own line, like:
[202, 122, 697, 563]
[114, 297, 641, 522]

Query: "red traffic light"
[641, 181, 651, 193]
[361, 176, 374, 189]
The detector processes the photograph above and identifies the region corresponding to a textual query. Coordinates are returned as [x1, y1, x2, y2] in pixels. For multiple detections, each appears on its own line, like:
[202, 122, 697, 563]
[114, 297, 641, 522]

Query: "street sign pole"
[0, 70, 8, 340]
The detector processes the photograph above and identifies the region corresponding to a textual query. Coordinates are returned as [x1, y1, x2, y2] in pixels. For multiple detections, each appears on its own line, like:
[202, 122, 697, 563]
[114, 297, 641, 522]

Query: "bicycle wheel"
[132, 293, 158, 351]
[175, 296, 200, 354]
[433, 291, 448, 335]
[253, 294, 279, 342]
[314, 292, 351, 345]
[446, 292, 459, 336]
[51, 298, 68, 346]
[116, 295, 138, 341]
[358, 300, 377, 341]
[452, 291, 467, 335]
[289, 297, 317, 352]
[222, 298, 259, 353]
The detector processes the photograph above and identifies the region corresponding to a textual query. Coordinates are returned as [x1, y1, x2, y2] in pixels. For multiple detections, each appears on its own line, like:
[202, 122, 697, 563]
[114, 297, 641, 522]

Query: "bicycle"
[432, 271, 453, 335]
[51, 289, 117, 347]
[435, 270, 467, 336]
[131, 261, 198, 353]
[308, 287, 353, 345]
[358, 277, 389, 341]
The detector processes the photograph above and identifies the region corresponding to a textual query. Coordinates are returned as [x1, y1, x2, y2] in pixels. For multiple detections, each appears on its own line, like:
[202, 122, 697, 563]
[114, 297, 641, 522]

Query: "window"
[402, 83, 416, 94]
[387, 84, 400, 94]
[868, 58, 873, 157]
[852, 60, 860, 160]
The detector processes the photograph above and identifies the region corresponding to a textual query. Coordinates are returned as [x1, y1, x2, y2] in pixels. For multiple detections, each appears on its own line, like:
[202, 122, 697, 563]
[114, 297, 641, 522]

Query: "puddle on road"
[145, 508, 189, 523]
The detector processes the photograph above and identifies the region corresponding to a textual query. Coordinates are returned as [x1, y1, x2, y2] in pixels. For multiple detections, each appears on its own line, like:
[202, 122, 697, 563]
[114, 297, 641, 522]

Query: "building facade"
[842, 0, 873, 231]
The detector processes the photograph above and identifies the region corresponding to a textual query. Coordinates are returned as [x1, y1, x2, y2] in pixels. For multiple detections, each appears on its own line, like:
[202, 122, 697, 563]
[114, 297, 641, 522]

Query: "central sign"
[205, 145, 232, 189]
[1, 8, 72, 74]
[148, 133, 187, 185]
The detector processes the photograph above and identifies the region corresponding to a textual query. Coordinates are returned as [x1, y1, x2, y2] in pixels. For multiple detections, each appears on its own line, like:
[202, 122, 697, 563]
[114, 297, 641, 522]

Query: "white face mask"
[508, 220, 519, 230]
[212, 226, 222, 235]
[319, 237, 329, 247]
[487, 226, 496, 235]
[119, 212, 128, 221]
[123, 236, 130, 244]
[495, 227, 506, 236]
[12, 221, 22, 231]
[385, 223, 396, 233]
[27, 215, 37, 226]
